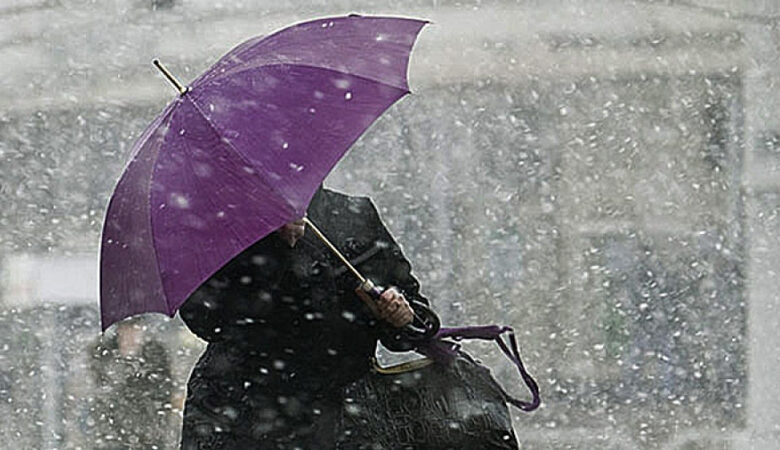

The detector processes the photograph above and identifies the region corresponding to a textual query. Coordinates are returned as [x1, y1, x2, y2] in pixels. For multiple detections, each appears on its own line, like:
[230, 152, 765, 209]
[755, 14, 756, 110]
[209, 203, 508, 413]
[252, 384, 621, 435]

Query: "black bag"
[335, 326, 539, 450]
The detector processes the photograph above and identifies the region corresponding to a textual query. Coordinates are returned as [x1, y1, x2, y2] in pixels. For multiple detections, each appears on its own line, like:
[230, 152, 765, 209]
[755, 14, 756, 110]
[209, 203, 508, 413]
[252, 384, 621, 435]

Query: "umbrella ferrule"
[153, 59, 188, 95]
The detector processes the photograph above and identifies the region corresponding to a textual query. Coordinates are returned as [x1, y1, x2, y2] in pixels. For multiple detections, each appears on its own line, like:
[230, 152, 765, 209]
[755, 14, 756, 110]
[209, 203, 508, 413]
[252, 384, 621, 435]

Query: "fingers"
[375, 287, 413, 327]
[376, 288, 401, 317]
[379, 287, 399, 303]
[388, 303, 413, 327]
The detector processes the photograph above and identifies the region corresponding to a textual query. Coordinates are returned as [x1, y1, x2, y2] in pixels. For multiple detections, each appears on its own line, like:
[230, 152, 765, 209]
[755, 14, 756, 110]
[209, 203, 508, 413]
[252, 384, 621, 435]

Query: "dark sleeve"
[178, 237, 284, 342]
[362, 199, 434, 351]
[365, 198, 430, 307]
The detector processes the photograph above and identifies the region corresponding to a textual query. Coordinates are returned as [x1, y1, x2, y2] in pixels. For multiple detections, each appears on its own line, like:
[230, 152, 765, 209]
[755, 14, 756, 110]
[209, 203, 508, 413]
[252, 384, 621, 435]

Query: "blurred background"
[2, 0, 780, 448]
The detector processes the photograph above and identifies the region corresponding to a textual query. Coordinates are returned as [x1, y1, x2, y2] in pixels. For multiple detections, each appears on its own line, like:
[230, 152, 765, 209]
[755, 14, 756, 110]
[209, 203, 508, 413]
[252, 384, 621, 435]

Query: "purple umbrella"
[100, 14, 428, 330]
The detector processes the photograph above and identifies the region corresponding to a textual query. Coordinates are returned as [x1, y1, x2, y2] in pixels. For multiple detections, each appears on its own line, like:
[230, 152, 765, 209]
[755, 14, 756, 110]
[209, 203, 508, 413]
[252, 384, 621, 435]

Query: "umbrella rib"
[145, 105, 181, 318]
[183, 94, 300, 218]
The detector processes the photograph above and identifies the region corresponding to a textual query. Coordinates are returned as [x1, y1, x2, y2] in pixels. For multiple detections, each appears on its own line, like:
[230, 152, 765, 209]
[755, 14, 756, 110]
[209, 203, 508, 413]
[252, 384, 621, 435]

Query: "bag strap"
[491, 328, 541, 412]
[419, 325, 541, 412]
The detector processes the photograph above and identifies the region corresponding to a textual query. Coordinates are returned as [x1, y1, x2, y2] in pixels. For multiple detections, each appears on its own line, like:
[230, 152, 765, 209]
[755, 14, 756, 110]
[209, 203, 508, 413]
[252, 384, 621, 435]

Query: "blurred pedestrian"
[89, 317, 174, 449]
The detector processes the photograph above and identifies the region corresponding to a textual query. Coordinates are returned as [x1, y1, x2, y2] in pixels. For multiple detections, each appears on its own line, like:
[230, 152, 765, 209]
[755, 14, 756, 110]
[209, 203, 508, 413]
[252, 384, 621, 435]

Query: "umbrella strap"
[419, 325, 541, 412]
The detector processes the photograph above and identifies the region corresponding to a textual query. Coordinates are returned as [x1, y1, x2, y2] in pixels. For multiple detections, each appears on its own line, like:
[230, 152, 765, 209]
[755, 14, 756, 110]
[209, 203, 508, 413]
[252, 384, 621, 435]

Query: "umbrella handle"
[360, 282, 441, 341]
[405, 299, 441, 340]
[306, 217, 441, 341]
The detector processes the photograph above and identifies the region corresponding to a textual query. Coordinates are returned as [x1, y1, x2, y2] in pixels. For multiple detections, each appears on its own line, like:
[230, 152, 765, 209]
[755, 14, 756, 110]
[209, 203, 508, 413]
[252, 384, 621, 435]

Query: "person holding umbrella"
[179, 186, 427, 448]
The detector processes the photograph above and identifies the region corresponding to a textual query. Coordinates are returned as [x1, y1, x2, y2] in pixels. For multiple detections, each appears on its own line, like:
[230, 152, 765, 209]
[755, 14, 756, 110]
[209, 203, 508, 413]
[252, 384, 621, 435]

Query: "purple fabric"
[100, 15, 428, 330]
[418, 326, 541, 412]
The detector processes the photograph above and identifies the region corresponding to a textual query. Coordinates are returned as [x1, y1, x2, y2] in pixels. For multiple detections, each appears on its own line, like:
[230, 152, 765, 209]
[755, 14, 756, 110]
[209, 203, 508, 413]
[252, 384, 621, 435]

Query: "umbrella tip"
[152, 58, 188, 96]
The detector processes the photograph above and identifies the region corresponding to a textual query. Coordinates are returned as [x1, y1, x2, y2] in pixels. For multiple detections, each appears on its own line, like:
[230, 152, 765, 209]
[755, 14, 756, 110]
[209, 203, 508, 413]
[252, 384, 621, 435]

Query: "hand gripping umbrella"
[100, 14, 439, 340]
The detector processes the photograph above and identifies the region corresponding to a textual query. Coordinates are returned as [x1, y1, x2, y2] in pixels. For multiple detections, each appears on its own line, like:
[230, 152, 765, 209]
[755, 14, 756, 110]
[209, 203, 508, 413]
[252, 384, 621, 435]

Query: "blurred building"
[2, 0, 780, 448]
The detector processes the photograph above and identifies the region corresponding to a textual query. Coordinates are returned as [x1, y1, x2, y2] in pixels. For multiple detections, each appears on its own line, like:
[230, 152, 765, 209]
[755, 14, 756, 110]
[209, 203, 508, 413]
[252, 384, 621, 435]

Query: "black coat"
[179, 187, 429, 449]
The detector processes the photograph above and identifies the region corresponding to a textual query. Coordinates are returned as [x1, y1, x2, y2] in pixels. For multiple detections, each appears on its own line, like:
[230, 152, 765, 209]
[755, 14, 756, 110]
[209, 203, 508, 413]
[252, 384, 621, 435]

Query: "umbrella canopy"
[100, 14, 428, 330]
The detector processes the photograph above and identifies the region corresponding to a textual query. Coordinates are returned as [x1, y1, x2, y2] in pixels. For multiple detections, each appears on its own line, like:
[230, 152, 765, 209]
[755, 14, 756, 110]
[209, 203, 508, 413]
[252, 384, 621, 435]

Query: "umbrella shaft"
[302, 217, 366, 284]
